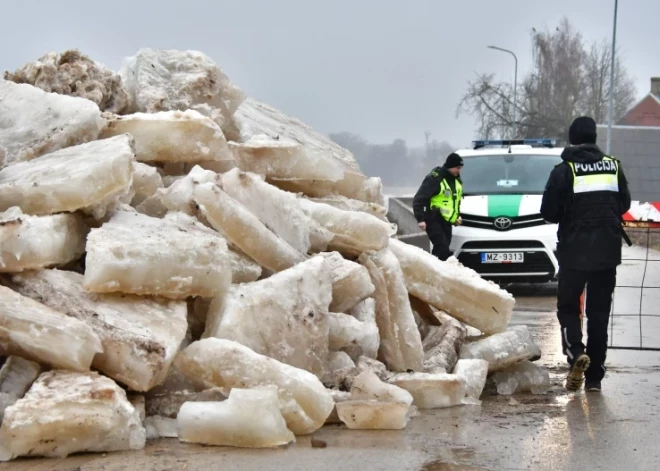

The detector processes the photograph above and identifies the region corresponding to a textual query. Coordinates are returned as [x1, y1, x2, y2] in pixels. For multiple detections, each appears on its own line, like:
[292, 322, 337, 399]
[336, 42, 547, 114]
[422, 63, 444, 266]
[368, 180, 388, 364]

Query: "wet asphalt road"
[2, 253, 660, 471]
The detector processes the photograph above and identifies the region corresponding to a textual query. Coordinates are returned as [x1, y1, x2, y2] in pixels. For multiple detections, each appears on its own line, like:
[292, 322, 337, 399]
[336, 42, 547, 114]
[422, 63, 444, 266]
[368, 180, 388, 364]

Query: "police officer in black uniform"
[541, 116, 631, 392]
[412, 153, 464, 261]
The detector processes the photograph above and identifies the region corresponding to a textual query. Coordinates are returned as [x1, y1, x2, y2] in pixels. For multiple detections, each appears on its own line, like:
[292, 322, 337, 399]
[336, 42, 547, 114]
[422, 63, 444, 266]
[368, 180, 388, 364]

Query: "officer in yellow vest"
[412, 153, 464, 261]
[541, 116, 631, 393]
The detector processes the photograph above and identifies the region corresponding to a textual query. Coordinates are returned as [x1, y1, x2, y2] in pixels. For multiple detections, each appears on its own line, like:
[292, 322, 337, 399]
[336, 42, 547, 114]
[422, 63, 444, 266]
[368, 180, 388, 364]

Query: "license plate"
[481, 252, 524, 263]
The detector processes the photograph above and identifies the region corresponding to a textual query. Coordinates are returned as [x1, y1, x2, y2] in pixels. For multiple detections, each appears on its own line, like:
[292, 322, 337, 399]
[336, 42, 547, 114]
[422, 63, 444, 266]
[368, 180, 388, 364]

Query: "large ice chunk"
[310, 196, 388, 220]
[229, 135, 344, 182]
[146, 416, 178, 439]
[101, 110, 233, 164]
[0, 207, 88, 272]
[221, 169, 333, 253]
[452, 359, 489, 401]
[203, 256, 331, 377]
[459, 326, 542, 373]
[343, 298, 380, 360]
[321, 252, 375, 312]
[492, 361, 551, 395]
[0, 371, 146, 461]
[175, 338, 334, 435]
[145, 387, 226, 419]
[158, 165, 220, 216]
[351, 371, 413, 405]
[4, 50, 130, 113]
[177, 387, 295, 448]
[194, 182, 305, 272]
[388, 239, 515, 335]
[9, 270, 188, 392]
[299, 198, 395, 256]
[272, 176, 386, 206]
[119, 48, 245, 120]
[0, 79, 104, 168]
[328, 312, 379, 361]
[84, 210, 231, 299]
[0, 356, 41, 422]
[0, 134, 135, 218]
[359, 249, 424, 372]
[389, 373, 466, 409]
[422, 317, 467, 374]
[0, 285, 102, 371]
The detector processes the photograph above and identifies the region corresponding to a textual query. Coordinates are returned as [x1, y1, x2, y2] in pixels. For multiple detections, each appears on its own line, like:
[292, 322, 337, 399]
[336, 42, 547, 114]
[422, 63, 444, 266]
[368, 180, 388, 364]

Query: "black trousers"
[426, 213, 453, 261]
[557, 267, 616, 382]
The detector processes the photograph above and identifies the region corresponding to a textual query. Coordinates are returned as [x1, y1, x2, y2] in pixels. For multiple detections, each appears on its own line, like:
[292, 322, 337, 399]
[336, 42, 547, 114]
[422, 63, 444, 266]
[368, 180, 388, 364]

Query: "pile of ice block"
[0, 47, 547, 461]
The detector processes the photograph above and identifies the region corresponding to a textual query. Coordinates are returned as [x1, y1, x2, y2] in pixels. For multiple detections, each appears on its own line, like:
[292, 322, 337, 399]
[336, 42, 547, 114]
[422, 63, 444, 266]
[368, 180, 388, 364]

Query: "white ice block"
[0, 285, 102, 371]
[175, 338, 334, 435]
[0, 207, 88, 272]
[0, 79, 104, 168]
[272, 175, 386, 206]
[0, 134, 135, 218]
[130, 162, 164, 206]
[177, 387, 295, 448]
[0, 371, 146, 461]
[350, 371, 413, 405]
[492, 361, 551, 395]
[84, 210, 232, 299]
[359, 249, 423, 372]
[221, 169, 334, 253]
[452, 359, 489, 400]
[5, 50, 130, 113]
[9, 269, 188, 392]
[321, 252, 375, 313]
[119, 48, 245, 120]
[389, 373, 466, 409]
[203, 256, 331, 377]
[459, 326, 542, 373]
[101, 110, 233, 164]
[323, 351, 356, 389]
[423, 318, 468, 374]
[388, 238, 515, 335]
[336, 400, 410, 430]
[310, 196, 388, 220]
[145, 416, 178, 439]
[299, 198, 395, 256]
[344, 298, 380, 360]
[145, 387, 226, 419]
[194, 182, 305, 272]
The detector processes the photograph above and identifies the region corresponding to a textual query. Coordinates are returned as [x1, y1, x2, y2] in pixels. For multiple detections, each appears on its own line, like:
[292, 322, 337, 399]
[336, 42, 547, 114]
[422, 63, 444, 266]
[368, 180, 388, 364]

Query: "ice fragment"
[459, 325, 542, 373]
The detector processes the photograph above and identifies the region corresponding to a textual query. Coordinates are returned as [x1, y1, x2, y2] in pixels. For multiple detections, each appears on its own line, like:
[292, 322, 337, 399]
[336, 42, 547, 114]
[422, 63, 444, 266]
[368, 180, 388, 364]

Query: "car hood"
[461, 194, 542, 218]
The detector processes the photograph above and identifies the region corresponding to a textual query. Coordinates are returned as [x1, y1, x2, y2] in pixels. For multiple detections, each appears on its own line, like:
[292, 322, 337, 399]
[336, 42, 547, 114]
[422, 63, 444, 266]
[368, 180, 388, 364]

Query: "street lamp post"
[606, 0, 619, 155]
[488, 45, 518, 138]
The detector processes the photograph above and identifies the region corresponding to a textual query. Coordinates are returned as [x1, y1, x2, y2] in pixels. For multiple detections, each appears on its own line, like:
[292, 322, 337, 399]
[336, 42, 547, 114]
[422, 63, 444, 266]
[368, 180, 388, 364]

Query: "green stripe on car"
[487, 195, 523, 217]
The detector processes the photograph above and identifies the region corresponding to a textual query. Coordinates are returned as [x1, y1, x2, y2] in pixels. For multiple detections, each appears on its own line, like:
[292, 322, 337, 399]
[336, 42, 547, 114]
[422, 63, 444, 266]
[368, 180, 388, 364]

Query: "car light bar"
[472, 139, 556, 149]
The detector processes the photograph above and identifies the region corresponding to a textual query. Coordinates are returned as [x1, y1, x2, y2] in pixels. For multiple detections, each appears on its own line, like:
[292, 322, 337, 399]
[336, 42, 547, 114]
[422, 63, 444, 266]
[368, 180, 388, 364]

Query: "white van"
[450, 139, 563, 284]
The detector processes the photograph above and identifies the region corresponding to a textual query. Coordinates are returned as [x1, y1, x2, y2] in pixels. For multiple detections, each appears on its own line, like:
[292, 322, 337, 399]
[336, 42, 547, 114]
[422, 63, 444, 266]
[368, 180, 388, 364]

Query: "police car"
[450, 139, 562, 284]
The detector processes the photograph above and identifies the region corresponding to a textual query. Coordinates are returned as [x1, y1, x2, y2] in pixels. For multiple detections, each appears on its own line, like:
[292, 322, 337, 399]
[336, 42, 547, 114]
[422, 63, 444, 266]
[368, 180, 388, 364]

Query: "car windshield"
[460, 153, 562, 195]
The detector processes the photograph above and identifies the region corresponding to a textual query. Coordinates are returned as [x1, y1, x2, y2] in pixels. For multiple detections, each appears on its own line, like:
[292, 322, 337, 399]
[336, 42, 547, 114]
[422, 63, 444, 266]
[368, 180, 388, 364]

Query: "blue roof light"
[472, 138, 556, 149]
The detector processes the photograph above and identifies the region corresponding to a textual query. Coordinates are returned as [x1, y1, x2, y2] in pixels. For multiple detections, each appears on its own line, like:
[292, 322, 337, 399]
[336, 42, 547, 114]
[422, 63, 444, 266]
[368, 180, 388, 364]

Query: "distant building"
[618, 78, 660, 127]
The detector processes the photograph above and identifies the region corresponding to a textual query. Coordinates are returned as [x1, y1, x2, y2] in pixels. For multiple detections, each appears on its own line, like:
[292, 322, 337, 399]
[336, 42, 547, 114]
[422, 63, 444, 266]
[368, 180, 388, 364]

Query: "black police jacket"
[541, 144, 631, 271]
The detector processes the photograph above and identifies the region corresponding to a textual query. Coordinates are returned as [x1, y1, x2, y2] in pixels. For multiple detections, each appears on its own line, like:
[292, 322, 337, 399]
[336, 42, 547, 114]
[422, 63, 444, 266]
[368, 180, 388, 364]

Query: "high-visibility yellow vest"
[430, 177, 463, 223]
[567, 156, 619, 194]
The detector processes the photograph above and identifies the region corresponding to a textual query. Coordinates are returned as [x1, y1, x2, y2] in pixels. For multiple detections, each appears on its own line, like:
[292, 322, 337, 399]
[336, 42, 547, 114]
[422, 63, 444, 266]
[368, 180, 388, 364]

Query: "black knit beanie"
[568, 116, 597, 145]
[444, 153, 464, 169]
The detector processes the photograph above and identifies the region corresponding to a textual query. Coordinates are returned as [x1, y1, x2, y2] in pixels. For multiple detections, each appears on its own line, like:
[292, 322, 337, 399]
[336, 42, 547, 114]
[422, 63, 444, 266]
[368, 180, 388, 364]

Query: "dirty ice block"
[0, 356, 41, 422]
[389, 373, 466, 409]
[492, 361, 551, 395]
[459, 325, 542, 373]
[388, 238, 515, 335]
[452, 359, 489, 401]
[203, 256, 332, 377]
[175, 338, 334, 435]
[321, 252, 375, 313]
[336, 400, 410, 430]
[0, 371, 145, 461]
[422, 317, 468, 374]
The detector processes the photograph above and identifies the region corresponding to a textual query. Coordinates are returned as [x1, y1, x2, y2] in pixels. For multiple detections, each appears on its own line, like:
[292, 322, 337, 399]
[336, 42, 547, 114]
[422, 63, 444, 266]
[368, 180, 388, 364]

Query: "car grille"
[461, 213, 548, 231]
[460, 240, 545, 249]
[457, 250, 554, 275]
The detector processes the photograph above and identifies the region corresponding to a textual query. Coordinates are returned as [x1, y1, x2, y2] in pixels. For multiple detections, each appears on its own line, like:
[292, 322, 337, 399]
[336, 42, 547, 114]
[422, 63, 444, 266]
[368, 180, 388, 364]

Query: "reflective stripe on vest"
[568, 156, 619, 194]
[429, 178, 463, 223]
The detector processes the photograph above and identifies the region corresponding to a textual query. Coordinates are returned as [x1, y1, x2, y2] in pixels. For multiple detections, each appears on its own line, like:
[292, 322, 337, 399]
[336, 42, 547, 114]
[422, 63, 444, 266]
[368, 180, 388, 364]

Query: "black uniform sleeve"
[617, 164, 631, 214]
[540, 164, 570, 224]
[412, 172, 440, 222]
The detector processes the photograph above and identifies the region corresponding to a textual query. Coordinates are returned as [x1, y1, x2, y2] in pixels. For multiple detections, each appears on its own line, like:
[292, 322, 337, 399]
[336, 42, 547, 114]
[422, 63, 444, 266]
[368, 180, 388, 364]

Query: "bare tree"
[457, 17, 637, 143]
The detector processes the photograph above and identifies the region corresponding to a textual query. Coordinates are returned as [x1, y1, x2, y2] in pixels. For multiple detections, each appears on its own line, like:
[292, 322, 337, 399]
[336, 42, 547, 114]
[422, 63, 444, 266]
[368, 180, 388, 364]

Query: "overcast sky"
[1, 0, 657, 148]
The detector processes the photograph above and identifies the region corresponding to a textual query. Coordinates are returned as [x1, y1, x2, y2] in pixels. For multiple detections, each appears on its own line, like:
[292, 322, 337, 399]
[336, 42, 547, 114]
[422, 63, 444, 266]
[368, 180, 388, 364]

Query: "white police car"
[450, 139, 563, 284]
